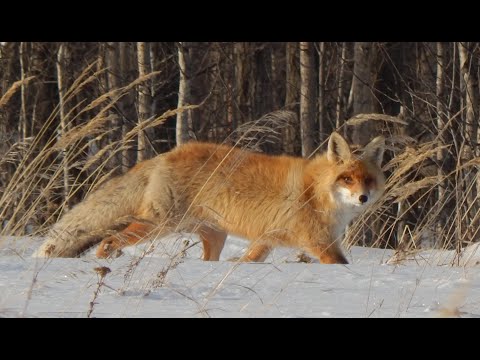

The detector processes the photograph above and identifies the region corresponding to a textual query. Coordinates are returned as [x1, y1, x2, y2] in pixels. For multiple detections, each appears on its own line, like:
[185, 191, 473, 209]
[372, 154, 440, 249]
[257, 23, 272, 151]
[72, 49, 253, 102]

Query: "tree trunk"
[92, 42, 108, 166]
[299, 41, 316, 157]
[458, 42, 479, 159]
[136, 42, 152, 162]
[56, 43, 71, 208]
[270, 42, 284, 110]
[204, 44, 220, 140]
[176, 42, 209, 145]
[351, 42, 377, 145]
[18, 42, 27, 142]
[285, 42, 300, 110]
[0, 42, 18, 194]
[176, 42, 190, 146]
[318, 42, 326, 142]
[457, 42, 479, 246]
[435, 42, 446, 244]
[106, 42, 123, 172]
[283, 42, 300, 155]
[253, 45, 272, 120]
[234, 42, 253, 126]
[149, 42, 157, 116]
[119, 42, 136, 171]
[336, 42, 348, 133]
[31, 43, 54, 138]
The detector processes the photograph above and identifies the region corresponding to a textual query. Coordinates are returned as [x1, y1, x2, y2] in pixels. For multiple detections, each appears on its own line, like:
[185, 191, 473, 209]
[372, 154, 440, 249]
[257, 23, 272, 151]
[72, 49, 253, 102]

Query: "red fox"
[33, 132, 385, 264]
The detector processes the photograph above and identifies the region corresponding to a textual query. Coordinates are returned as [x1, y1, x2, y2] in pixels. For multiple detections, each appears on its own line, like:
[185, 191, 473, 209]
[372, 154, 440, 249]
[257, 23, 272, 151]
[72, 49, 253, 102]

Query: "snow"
[1, 234, 480, 318]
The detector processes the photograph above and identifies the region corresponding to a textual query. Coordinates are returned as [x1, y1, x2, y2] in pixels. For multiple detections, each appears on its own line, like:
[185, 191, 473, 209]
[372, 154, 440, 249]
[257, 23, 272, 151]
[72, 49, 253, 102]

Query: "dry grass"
[0, 76, 35, 108]
[342, 112, 479, 267]
[0, 64, 201, 242]
[232, 109, 297, 153]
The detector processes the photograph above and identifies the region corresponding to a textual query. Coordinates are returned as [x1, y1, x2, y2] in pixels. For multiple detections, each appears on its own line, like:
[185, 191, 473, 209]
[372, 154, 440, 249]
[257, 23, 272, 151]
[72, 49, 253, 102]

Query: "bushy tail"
[33, 169, 148, 257]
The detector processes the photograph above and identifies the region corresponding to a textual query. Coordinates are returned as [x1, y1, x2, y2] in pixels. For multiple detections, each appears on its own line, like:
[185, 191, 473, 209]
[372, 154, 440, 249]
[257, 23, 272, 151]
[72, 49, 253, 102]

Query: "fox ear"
[327, 132, 351, 163]
[363, 136, 385, 167]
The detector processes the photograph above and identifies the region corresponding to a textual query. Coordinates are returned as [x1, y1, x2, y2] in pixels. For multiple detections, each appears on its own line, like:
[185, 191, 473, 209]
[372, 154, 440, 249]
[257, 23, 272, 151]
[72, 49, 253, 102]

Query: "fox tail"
[33, 171, 147, 258]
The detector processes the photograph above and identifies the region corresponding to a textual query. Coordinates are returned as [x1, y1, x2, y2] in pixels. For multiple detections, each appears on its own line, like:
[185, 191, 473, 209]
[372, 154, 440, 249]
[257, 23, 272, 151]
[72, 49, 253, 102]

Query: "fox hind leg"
[96, 222, 156, 258]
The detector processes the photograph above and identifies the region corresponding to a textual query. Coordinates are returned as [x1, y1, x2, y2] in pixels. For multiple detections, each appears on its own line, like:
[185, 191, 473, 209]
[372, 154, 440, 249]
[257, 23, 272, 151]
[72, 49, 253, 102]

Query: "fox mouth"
[352, 201, 367, 208]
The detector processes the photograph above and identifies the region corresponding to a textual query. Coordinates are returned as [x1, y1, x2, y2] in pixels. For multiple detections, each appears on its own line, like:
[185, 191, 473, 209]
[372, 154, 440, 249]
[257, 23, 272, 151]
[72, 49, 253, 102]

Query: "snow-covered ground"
[1, 234, 480, 318]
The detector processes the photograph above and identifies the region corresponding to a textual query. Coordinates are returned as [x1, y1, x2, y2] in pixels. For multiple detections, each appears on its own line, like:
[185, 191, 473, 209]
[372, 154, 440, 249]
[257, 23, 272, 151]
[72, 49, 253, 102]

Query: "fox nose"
[359, 195, 368, 203]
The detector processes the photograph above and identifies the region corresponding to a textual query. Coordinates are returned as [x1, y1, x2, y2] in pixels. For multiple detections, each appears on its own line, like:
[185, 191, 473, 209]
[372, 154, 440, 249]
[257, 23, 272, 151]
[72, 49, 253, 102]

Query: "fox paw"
[32, 243, 56, 257]
[96, 240, 123, 259]
[296, 252, 313, 263]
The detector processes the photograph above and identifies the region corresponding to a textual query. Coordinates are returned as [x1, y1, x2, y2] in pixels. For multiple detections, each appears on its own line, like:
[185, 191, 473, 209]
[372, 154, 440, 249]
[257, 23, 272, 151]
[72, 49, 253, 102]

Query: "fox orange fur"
[33, 132, 385, 264]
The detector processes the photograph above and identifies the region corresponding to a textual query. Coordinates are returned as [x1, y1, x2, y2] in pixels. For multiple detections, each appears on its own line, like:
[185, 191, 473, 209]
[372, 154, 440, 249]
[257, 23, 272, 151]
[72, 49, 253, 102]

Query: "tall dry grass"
[342, 112, 479, 266]
[0, 63, 197, 245]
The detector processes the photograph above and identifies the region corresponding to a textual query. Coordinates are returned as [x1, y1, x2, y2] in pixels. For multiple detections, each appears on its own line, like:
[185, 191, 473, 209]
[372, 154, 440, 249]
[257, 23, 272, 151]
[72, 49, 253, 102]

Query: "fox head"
[327, 132, 385, 210]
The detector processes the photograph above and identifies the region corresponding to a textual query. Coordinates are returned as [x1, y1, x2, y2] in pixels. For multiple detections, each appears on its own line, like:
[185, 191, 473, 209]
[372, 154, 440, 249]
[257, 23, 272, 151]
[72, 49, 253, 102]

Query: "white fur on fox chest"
[332, 208, 360, 241]
[331, 189, 366, 241]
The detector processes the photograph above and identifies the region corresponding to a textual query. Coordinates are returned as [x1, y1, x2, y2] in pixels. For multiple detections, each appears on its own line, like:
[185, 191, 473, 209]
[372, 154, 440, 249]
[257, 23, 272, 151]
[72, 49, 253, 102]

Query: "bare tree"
[119, 42, 136, 171]
[299, 41, 317, 157]
[336, 42, 348, 135]
[351, 42, 378, 145]
[435, 42, 447, 240]
[270, 42, 285, 110]
[18, 42, 28, 142]
[284, 42, 300, 155]
[176, 42, 210, 145]
[234, 42, 254, 127]
[457, 42, 479, 245]
[318, 42, 326, 141]
[106, 42, 125, 172]
[56, 43, 71, 208]
[176, 42, 190, 146]
[136, 42, 152, 162]
[458, 42, 479, 159]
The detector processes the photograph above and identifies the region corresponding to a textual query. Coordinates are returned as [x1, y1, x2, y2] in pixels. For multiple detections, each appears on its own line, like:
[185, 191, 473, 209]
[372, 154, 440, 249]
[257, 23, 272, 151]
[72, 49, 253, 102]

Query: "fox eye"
[343, 176, 353, 184]
[365, 177, 374, 186]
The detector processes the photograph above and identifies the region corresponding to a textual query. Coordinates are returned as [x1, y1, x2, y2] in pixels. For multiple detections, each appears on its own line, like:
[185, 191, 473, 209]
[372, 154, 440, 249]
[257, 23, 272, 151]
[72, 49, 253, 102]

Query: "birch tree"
[136, 42, 152, 162]
[56, 43, 71, 207]
[176, 42, 190, 146]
